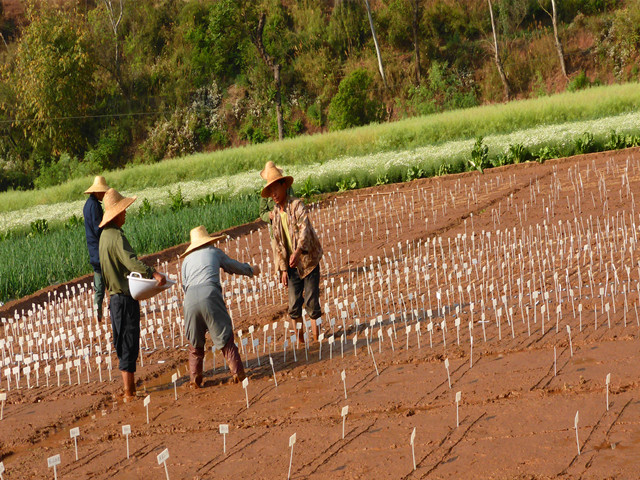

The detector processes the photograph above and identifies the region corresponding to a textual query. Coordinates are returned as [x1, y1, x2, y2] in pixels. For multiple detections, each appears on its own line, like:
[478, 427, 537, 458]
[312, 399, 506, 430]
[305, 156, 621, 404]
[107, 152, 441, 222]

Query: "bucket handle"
[129, 272, 143, 278]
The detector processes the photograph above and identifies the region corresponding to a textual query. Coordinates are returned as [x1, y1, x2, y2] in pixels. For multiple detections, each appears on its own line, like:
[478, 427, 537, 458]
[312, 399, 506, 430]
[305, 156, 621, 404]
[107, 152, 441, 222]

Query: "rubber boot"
[188, 345, 204, 388]
[221, 336, 245, 384]
[122, 371, 136, 402]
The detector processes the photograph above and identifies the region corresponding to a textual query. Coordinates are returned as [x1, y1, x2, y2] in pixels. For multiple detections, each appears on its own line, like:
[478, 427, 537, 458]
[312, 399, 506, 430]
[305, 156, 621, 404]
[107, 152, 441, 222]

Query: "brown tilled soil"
[1, 148, 640, 479]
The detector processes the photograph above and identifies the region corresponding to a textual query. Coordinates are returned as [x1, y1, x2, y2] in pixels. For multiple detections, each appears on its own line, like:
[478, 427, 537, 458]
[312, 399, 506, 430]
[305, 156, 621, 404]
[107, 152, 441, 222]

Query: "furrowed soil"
[1, 148, 640, 479]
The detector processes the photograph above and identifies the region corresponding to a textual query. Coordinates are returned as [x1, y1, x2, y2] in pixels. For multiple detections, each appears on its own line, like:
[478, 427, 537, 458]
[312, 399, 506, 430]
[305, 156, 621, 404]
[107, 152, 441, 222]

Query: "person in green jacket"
[99, 188, 165, 402]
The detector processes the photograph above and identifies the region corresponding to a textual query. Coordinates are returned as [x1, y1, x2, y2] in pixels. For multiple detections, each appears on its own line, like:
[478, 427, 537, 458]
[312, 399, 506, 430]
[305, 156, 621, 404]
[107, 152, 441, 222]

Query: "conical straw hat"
[98, 188, 137, 228]
[182, 225, 227, 257]
[260, 161, 293, 198]
[84, 175, 110, 194]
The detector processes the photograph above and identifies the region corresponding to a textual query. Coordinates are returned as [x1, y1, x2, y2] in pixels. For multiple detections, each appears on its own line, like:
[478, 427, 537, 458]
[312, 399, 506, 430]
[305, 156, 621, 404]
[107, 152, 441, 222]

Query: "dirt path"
[1, 148, 640, 479]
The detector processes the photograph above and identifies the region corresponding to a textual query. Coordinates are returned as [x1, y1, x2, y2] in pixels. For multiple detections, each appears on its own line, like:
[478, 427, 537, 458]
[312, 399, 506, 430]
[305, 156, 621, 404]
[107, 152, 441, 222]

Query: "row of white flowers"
[2, 111, 639, 233]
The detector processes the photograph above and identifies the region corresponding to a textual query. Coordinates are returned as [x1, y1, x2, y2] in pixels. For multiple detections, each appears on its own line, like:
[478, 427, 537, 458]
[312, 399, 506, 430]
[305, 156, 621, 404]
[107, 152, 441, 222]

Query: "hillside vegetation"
[0, 0, 639, 192]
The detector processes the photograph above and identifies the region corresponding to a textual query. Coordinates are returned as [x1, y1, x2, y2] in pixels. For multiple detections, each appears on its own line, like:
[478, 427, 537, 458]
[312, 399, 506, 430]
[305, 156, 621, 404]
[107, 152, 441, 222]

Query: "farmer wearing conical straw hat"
[259, 161, 294, 230]
[261, 162, 323, 343]
[83, 176, 110, 323]
[181, 226, 260, 387]
[99, 188, 165, 402]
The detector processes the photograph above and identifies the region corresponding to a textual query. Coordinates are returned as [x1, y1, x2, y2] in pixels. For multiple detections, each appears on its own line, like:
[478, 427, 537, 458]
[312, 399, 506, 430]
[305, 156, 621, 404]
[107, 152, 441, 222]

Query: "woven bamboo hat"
[84, 175, 110, 194]
[98, 188, 137, 228]
[260, 161, 293, 198]
[182, 226, 226, 257]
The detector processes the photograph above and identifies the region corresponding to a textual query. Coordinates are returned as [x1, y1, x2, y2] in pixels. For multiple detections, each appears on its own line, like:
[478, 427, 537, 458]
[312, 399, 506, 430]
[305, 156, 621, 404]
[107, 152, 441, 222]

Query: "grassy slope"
[1, 82, 640, 213]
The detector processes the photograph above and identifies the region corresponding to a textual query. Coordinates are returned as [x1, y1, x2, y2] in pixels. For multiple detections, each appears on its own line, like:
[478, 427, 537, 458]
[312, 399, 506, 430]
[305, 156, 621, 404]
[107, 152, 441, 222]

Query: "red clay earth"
[1, 148, 640, 479]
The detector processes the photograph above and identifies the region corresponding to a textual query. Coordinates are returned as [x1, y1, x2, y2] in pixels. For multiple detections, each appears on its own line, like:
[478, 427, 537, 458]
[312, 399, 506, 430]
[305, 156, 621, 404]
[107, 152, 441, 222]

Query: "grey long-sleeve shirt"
[181, 246, 254, 292]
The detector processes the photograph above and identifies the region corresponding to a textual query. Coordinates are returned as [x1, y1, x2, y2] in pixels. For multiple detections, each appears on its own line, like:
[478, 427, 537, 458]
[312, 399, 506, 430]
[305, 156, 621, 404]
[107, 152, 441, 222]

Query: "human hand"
[252, 265, 261, 276]
[281, 271, 288, 287]
[153, 272, 166, 286]
[289, 249, 301, 268]
[269, 210, 275, 221]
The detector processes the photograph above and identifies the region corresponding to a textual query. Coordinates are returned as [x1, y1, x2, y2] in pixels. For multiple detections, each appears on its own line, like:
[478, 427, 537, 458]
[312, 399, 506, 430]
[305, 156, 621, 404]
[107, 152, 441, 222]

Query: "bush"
[574, 132, 597, 154]
[567, 71, 591, 92]
[84, 126, 129, 170]
[468, 137, 490, 172]
[328, 69, 384, 130]
[34, 153, 102, 189]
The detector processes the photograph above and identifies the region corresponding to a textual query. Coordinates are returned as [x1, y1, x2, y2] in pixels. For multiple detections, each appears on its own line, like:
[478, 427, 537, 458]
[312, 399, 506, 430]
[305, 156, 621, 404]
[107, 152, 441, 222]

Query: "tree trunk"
[363, 0, 388, 89]
[551, 0, 568, 78]
[488, 0, 511, 101]
[412, 0, 422, 84]
[274, 64, 284, 141]
[254, 13, 285, 140]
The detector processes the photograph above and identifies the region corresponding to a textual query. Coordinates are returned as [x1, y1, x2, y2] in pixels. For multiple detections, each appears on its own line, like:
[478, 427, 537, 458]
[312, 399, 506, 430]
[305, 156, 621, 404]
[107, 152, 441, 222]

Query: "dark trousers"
[109, 294, 140, 373]
[288, 264, 322, 320]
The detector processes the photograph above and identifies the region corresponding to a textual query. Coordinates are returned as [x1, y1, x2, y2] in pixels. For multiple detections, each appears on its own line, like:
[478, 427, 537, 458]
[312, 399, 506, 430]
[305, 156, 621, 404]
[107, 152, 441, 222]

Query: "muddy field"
[1, 148, 640, 479]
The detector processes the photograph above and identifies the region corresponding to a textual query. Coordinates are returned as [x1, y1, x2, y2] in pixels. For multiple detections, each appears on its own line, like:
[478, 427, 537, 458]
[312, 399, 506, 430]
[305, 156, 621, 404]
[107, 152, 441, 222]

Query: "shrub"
[468, 136, 490, 172]
[34, 153, 102, 189]
[328, 69, 384, 130]
[506, 143, 531, 164]
[574, 132, 597, 154]
[567, 71, 591, 92]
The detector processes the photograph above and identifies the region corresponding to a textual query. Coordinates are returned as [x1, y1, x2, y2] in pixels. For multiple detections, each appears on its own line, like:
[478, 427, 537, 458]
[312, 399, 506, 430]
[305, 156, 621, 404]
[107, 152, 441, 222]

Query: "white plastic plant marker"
[47, 454, 61, 480]
[70, 427, 80, 461]
[341, 405, 349, 439]
[566, 325, 573, 357]
[368, 345, 379, 376]
[341, 370, 347, 399]
[0, 460, 5, 480]
[606, 373, 611, 411]
[171, 373, 178, 400]
[455, 391, 461, 427]
[269, 356, 278, 387]
[144, 395, 151, 424]
[410, 427, 417, 471]
[444, 359, 451, 389]
[554, 346, 557, 377]
[0, 392, 5, 420]
[122, 424, 131, 459]
[242, 377, 249, 409]
[288, 433, 296, 480]
[219, 424, 229, 454]
[574, 411, 580, 455]
[157, 448, 170, 480]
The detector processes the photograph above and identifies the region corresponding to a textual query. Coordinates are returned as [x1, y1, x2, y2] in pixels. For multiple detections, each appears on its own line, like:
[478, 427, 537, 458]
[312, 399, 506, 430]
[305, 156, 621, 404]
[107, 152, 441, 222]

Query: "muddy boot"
[188, 345, 205, 388]
[221, 336, 245, 384]
[122, 371, 136, 402]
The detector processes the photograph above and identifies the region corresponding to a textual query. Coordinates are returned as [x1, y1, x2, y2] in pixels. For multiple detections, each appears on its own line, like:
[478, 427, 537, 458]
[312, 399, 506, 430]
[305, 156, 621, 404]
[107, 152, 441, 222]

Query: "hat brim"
[98, 196, 137, 228]
[84, 185, 110, 194]
[181, 234, 227, 257]
[261, 176, 294, 198]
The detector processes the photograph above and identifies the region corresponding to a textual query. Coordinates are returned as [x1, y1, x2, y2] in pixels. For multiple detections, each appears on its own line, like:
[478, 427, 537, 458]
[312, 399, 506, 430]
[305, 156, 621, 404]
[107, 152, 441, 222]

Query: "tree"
[539, 0, 568, 79]
[487, 0, 511, 101]
[362, 0, 387, 88]
[101, 0, 125, 78]
[328, 69, 383, 130]
[252, 12, 285, 140]
[11, 6, 96, 154]
[411, 0, 423, 84]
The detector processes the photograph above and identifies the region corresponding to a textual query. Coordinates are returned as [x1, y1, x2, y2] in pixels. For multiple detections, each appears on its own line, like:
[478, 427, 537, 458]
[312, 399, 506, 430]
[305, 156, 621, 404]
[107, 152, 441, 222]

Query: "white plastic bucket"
[128, 272, 175, 300]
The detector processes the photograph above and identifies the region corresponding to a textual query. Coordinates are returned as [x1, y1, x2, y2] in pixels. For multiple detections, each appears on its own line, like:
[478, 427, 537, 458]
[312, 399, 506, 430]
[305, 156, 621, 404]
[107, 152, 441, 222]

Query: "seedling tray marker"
[341, 405, 349, 439]
[410, 427, 417, 471]
[144, 395, 151, 424]
[70, 427, 80, 461]
[122, 425, 131, 459]
[341, 370, 347, 399]
[157, 448, 170, 480]
[288, 433, 296, 480]
[47, 454, 61, 480]
[219, 424, 229, 454]
[171, 373, 178, 400]
[242, 377, 250, 409]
